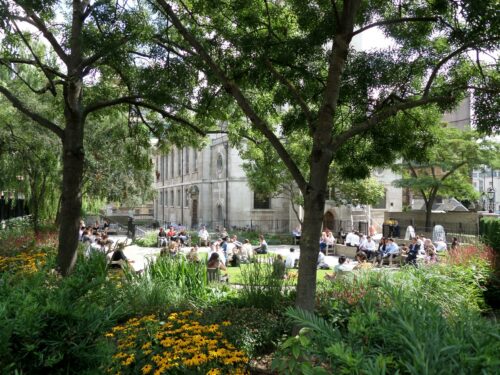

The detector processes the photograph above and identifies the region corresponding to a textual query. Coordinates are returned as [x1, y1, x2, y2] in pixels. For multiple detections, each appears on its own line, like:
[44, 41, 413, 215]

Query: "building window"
[372, 190, 387, 209]
[254, 193, 271, 209]
[160, 156, 164, 182]
[160, 190, 163, 205]
[194, 150, 198, 171]
[170, 190, 174, 206]
[165, 154, 168, 179]
[185, 149, 189, 174]
[177, 189, 181, 207]
[217, 205, 223, 221]
[178, 150, 182, 176]
[170, 152, 174, 178]
[216, 153, 223, 174]
[185, 189, 189, 207]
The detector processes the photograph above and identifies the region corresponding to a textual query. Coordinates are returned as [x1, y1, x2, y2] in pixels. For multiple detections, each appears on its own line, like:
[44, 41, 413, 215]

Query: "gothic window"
[185, 149, 189, 174]
[373, 190, 387, 209]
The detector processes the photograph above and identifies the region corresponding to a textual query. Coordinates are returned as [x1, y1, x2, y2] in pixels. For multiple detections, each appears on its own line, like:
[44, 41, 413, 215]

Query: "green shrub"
[239, 258, 293, 310]
[480, 217, 500, 252]
[199, 306, 288, 357]
[133, 231, 158, 247]
[0, 250, 125, 374]
[274, 278, 500, 375]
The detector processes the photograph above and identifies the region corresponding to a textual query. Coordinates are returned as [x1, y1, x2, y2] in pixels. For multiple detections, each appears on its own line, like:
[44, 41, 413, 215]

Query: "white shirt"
[364, 240, 376, 251]
[435, 241, 447, 252]
[318, 251, 325, 264]
[285, 252, 299, 268]
[198, 229, 209, 240]
[346, 232, 360, 246]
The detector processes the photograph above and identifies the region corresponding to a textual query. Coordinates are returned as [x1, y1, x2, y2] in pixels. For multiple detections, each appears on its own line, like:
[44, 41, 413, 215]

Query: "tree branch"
[264, 59, 313, 126]
[21, 8, 69, 64]
[155, 0, 308, 193]
[331, 95, 454, 150]
[351, 17, 439, 37]
[0, 57, 67, 79]
[0, 85, 64, 139]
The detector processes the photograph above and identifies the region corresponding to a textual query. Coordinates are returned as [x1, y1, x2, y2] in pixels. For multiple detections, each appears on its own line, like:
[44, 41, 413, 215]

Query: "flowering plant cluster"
[0, 250, 46, 274]
[106, 310, 249, 374]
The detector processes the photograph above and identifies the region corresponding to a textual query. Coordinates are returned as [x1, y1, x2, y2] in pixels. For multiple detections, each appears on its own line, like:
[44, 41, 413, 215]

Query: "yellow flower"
[141, 364, 153, 374]
[222, 321, 231, 326]
[206, 369, 222, 375]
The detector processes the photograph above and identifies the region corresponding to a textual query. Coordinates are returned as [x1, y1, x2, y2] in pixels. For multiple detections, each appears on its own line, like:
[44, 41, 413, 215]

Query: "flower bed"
[106, 310, 249, 374]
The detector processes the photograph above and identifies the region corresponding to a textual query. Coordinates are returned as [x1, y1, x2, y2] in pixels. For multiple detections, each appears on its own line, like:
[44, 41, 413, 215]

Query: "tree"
[152, 0, 500, 311]
[395, 126, 499, 229]
[0, 1, 203, 274]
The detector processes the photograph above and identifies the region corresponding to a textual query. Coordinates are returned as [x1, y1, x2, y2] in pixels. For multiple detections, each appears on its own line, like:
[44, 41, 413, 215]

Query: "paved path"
[108, 236, 346, 273]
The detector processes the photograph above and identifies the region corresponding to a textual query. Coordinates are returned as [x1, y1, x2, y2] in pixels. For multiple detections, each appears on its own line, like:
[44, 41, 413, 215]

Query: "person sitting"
[285, 247, 299, 268]
[435, 240, 447, 252]
[345, 231, 360, 247]
[166, 226, 177, 241]
[406, 237, 420, 266]
[109, 243, 134, 269]
[360, 235, 376, 259]
[317, 249, 330, 269]
[92, 221, 100, 235]
[425, 247, 438, 264]
[326, 231, 336, 250]
[325, 255, 351, 280]
[98, 234, 114, 253]
[451, 237, 460, 251]
[187, 246, 200, 263]
[158, 227, 168, 247]
[162, 240, 179, 257]
[319, 231, 328, 252]
[207, 252, 228, 282]
[198, 226, 210, 246]
[353, 251, 373, 270]
[209, 242, 226, 265]
[240, 239, 254, 262]
[375, 238, 399, 266]
[178, 229, 188, 245]
[219, 227, 229, 241]
[272, 255, 287, 279]
[254, 234, 268, 254]
[103, 219, 110, 233]
[81, 229, 92, 244]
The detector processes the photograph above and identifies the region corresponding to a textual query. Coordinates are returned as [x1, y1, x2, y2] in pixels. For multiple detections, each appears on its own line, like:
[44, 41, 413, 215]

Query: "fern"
[285, 307, 340, 343]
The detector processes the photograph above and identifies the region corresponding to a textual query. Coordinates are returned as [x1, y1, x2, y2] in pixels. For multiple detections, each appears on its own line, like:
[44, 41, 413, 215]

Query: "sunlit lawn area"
[225, 263, 331, 284]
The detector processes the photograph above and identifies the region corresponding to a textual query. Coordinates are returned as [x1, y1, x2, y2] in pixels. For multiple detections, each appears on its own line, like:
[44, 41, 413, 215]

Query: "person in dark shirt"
[406, 237, 420, 266]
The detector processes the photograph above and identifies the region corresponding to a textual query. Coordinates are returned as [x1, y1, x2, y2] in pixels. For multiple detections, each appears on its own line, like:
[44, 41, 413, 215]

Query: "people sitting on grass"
[210, 242, 226, 265]
[353, 251, 373, 270]
[103, 219, 110, 233]
[158, 227, 168, 247]
[187, 246, 200, 263]
[110, 242, 134, 269]
[325, 255, 351, 280]
[178, 229, 188, 245]
[97, 234, 113, 253]
[425, 247, 438, 264]
[254, 234, 268, 254]
[285, 247, 299, 268]
[239, 239, 254, 263]
[198, 226, 210, 247]
[317, 249, 330, 269]
[207, 252, 228, 282]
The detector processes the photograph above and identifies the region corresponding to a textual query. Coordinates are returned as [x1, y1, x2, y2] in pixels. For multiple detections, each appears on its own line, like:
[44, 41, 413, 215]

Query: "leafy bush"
[239, 258, 293, 310]
[199, 306, 288, 357]
[274, 278, 500, 374]
[0, 250, 125, 374]
[106, 310, 249, 374]
[134, 231, 158, 247]
[480, 217, 500, 252]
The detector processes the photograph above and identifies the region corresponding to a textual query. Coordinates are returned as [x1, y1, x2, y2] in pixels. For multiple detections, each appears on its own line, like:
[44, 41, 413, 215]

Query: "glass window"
[194, 150, 198, 171]
[216, 153, 223, 174]
[254, 193, 271, 209]
[177, 189, 181, 207]
[170, 190, 174, 206]
[165, 155, 168, 179]
[160, 156, 164, 182]
[170, 152, 174, 178]
[185, 189, 189, 207]
[185, 149, 189, 174]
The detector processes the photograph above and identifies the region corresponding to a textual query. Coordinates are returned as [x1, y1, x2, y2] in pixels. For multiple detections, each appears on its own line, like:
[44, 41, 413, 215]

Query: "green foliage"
[134, 231, 158, 247]
[274, 266, 500, 374]
[239, 258, 293, 310]
[0, 250, 125, 374]
[480, 217, 500, 252]
[199, 306, 288, 357]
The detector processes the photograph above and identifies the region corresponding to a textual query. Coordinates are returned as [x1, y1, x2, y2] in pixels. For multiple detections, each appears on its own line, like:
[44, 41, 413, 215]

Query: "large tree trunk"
[424, 200, 433, 232]
[295, 150, 331, 311]
[56, 123, 84, 275]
